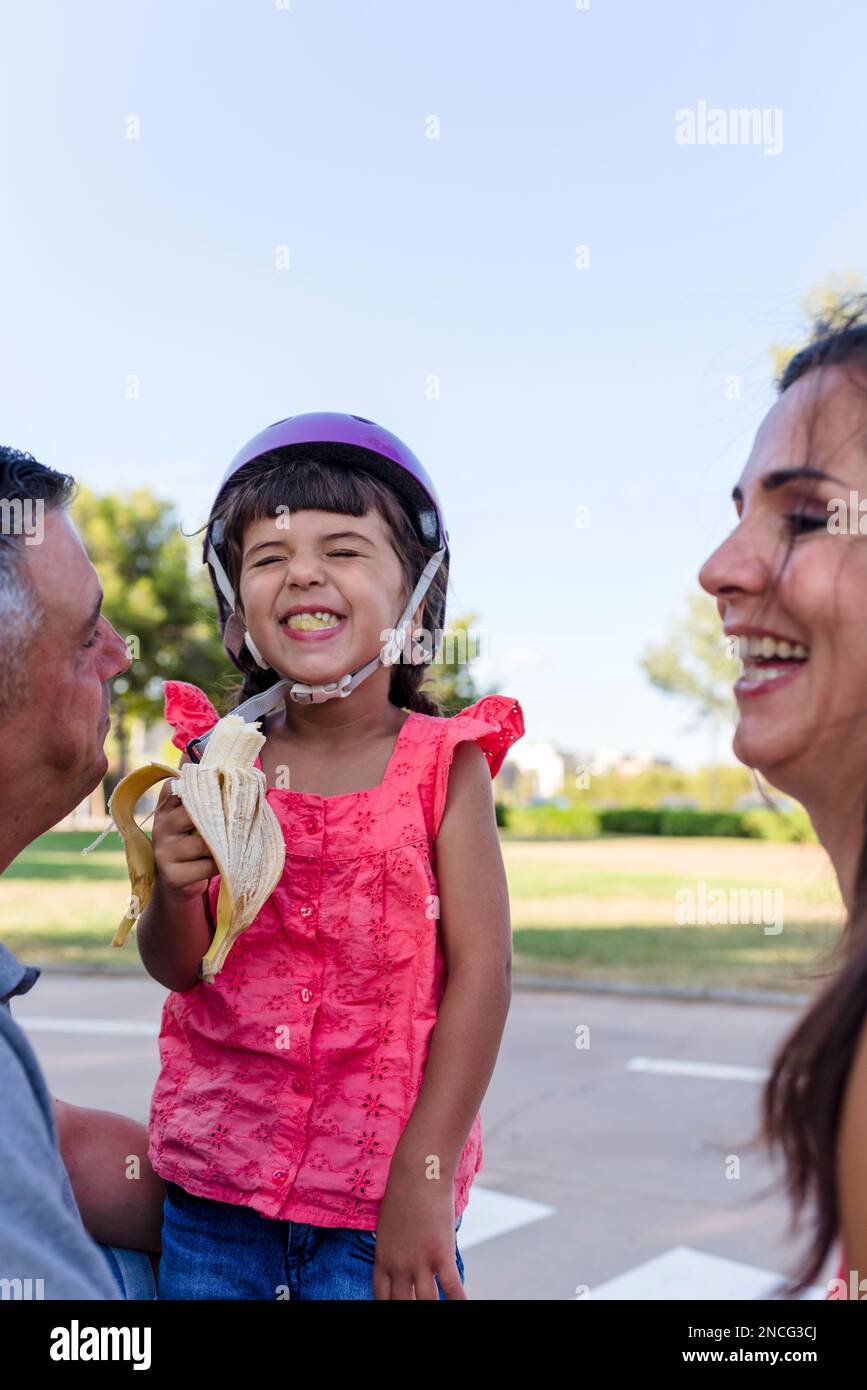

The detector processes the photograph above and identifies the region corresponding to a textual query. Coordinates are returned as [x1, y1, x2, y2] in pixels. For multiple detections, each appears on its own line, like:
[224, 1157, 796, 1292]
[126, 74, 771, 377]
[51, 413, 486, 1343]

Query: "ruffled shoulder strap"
[163, 679, 220, 752]
[430, 694, 524, 838]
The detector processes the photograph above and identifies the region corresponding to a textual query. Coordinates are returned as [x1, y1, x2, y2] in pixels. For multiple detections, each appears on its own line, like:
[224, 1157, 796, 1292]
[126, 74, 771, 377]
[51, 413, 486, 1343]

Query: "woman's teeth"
[739, 664, 795, 686]
[285, 611, 343, 631]
[737, 636, 809, 660]
[735, 634, 810, 689]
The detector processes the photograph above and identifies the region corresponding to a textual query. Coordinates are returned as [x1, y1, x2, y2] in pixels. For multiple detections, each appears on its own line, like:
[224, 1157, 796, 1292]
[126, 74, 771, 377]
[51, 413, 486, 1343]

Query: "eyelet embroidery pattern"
[149, 681, 525, 1229]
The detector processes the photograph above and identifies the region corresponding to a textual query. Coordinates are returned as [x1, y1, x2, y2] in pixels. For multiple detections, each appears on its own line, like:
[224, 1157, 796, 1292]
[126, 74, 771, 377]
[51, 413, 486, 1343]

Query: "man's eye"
[328, 550, 359, 557]
[84, 627, 101, 648]
[785, 514, 828, 536]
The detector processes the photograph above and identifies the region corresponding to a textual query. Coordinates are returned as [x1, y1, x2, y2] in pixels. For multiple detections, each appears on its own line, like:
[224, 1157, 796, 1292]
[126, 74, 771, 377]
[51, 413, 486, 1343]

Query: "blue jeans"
[98, 1243, 157, 1299]
[158, 1180, 465, 1300]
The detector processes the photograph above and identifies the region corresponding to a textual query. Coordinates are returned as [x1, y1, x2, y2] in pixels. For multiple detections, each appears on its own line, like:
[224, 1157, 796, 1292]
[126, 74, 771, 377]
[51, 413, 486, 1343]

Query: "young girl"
[698, 298, 867, 1297]
[137, 412, 524, 1300]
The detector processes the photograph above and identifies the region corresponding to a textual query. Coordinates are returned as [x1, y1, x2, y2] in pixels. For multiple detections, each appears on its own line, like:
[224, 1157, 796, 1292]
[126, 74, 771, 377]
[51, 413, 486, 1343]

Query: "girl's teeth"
[286, 611, 342, 631]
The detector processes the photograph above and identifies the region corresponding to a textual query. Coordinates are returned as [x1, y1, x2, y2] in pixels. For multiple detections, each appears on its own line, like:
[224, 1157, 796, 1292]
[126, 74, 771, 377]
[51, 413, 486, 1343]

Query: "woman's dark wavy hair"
[758, 293, 867, 1293]
[206, 452, 448, 717]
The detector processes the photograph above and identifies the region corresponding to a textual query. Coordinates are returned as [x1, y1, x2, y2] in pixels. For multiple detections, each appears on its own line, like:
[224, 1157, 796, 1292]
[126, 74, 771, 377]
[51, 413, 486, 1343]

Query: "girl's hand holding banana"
[152, 781, 219, 900]
[105, 714, 286, 983]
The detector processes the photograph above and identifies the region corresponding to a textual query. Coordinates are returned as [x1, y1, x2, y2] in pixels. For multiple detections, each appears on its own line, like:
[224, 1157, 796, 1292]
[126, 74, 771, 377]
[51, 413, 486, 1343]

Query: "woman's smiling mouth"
[731, 631, 811, 697]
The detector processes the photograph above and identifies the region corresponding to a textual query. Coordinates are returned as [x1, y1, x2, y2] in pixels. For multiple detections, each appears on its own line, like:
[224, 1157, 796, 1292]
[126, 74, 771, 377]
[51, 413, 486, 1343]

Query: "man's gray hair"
[0, 447, 76, 714]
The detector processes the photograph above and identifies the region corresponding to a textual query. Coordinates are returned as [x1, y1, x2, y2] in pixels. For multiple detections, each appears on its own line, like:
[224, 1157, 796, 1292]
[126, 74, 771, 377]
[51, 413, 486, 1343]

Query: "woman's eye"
[328, 550, 359, 557]
[784, 513, 828, 536]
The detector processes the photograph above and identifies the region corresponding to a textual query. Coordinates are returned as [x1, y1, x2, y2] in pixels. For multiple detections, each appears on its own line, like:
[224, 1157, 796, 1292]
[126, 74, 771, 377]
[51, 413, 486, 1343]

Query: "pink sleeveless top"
[147, 680, 525, 1230]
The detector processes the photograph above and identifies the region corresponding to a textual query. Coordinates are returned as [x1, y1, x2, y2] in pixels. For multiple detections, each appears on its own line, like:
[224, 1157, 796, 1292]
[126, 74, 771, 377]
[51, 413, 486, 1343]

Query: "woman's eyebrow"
[732, 466, 847, 503]
[761, 466, 846, 491]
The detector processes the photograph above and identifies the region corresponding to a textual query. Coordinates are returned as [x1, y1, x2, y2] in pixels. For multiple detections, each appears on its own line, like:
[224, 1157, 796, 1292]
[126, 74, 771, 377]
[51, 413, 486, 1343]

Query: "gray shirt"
[0, 942, 121, 1299]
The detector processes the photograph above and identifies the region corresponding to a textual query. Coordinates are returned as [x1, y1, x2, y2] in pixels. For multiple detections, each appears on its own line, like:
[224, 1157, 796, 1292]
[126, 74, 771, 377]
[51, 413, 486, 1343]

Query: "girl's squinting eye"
[252, 550, 360, 568]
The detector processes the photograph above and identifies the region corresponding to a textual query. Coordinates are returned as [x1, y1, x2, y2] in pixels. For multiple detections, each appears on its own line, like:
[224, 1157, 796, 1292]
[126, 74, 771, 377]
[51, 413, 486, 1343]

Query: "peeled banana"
[107, 714, 286, 982]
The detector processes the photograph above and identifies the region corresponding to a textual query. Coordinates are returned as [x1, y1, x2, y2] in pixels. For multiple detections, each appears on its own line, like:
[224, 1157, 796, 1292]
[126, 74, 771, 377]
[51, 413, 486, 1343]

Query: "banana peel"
[109, 762, 179, 947]
[105, 715, 286, 982]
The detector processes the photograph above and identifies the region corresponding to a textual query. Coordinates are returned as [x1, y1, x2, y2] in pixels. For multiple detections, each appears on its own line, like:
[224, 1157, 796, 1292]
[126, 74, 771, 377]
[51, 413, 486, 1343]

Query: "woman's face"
[699, 364, 867, 795]
[237, 507, 422, 683]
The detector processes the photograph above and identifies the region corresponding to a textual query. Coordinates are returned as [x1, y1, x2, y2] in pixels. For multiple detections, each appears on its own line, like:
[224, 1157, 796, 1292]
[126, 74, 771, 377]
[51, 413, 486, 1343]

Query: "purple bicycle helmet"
[190, 412, 449, 753]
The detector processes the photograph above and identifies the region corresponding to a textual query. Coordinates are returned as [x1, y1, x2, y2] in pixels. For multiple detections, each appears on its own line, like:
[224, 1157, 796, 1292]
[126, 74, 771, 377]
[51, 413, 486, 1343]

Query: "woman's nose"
[699, 521, 767, 604]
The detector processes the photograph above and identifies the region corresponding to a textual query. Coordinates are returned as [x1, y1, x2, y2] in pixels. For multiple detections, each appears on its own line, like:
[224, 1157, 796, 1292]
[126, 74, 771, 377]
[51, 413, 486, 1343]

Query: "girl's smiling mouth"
[730, 629, 811, 697]
[279, 610, 348, 642]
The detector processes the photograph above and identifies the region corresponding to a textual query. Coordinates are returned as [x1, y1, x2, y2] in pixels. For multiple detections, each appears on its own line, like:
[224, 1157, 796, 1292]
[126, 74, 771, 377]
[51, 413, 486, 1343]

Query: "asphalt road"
[12, 973, 835, 1300]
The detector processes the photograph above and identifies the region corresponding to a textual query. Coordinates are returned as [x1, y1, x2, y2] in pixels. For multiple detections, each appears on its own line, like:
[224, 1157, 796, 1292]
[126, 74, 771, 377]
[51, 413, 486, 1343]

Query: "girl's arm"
[378, 741, 511, 1296]
[53, 1097, 165, 1252]
[134, 756, 218, 993]
[395, 740, 512, 1168]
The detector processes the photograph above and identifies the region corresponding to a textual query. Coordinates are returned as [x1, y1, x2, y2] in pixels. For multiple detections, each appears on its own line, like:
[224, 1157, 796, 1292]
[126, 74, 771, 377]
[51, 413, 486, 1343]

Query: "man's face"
[21, 511, 130, 802]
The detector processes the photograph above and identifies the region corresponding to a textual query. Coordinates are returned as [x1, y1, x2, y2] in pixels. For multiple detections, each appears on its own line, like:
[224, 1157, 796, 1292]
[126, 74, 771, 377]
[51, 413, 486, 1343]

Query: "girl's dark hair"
[207, 452, 448, 716]
[762, 293, 867, 1292]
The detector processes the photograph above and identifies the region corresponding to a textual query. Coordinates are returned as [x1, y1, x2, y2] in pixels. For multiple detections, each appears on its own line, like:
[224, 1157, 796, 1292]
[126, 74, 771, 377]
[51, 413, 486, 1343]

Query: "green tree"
[639, 592, 735, 807]
[72, 487, 233, 782]
[423, 610, 499, 714]
[770, 271, 865, 383]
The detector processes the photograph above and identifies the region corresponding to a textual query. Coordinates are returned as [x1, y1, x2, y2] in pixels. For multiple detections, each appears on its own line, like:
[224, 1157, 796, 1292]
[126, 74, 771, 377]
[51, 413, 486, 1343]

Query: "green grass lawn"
[0, 831, 846, 992]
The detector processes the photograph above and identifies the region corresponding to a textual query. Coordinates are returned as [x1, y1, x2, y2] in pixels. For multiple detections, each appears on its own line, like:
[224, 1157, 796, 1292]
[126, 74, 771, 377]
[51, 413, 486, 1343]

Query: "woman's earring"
[750, 765, 778, 810]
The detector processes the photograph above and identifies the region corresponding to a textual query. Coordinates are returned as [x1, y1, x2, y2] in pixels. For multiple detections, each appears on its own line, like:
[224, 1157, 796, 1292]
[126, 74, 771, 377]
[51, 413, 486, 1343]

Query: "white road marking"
[587, 1246, 825, 1300]
[18, 1016, 160, 1037]
[628, 1056, 769, 1083]
[453, 1187, 555, 1250]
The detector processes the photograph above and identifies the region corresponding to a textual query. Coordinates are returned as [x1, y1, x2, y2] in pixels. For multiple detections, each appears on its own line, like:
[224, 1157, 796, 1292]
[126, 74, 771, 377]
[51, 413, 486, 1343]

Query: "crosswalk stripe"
[587, 1245, 825, 1300]
[18, 1016, 160, 1037]
[458, 1186, 555, 1250]
[628, 1056, 769, 1083]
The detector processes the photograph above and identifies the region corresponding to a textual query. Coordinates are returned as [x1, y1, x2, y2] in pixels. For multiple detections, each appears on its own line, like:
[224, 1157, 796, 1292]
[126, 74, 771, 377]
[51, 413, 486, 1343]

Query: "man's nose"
[102, 619, 133, 677]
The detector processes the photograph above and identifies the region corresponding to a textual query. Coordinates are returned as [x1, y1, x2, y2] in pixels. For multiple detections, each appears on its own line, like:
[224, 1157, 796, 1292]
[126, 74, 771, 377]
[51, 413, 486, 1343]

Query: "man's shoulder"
[0, 942, 53, 1143]
[0, 989, 61, 1166]
[0, 940, 41, 1005]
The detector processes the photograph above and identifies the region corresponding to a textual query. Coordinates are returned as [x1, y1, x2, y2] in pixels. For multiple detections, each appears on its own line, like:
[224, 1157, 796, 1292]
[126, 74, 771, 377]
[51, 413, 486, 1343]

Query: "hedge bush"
[597, 808, 662, 835]
[741, 806, 815, 843]
[497, 803, 815, 841]
[502, 803, 600, 838]
[658, 810, 745, 837]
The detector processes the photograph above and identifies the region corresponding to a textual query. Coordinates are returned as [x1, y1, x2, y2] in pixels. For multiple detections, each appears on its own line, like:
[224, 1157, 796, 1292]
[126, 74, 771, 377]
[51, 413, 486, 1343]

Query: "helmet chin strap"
[191, 544, 445, 760]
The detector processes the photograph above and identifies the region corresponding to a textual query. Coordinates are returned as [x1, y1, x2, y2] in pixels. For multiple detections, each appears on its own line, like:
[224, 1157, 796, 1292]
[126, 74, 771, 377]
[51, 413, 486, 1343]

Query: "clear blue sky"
[1, 0, 864, 766]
